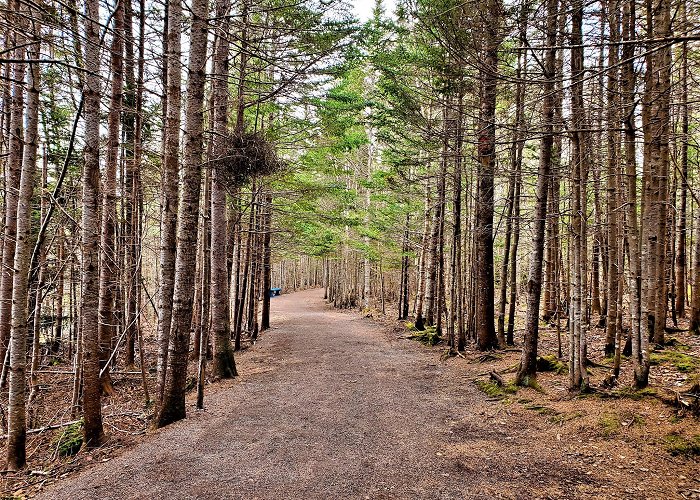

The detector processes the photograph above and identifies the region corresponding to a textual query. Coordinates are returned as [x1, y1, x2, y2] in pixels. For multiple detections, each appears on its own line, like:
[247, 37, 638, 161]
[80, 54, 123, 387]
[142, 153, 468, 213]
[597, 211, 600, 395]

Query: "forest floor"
[4, 288, 700, 499]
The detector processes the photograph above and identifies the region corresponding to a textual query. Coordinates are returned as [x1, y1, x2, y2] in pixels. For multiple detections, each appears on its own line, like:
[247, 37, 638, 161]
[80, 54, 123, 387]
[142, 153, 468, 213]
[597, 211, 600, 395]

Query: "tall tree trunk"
[675, 6, 688, 320]
[622, 0, 647, 384]
[210, 0, 237, 379]
[475, 0, 501, 350]
[81, 0, 105, 446]
[0, 0, 26, 369]
[515, 0, 556, 385]
[498, 30, 525, 345]
[641, 0, 671, 349]
[156, 0, 182, 405]
[261, 190, 273, 331]
[157, 0, 209, 428]
[98, 0, 124, 394]
[414, 179, 431, 330]
[569, 0, 590, 392]
[604, 0, 621, 357]
[6, 27, 40, 471]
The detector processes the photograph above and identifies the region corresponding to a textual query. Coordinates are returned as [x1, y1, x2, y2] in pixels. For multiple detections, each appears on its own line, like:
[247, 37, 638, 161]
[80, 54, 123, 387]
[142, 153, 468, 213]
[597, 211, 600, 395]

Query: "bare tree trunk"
[98, 0, 124, 395]
[498, 29, 525, 345]
[568, 0, 590, 392]
[209, 0, 237, 379]
[604, 0, 622, 357]
[641, 0, 671, 350]
[6, 27, 40, 470]
[515, 0, 555, 385]
[475, 0, 501, 350]
[157, 0, 209, 428]
[81, 0, 104, 446]
[675, 6, 688, 320]
[29, 155, 48, 405]
[261, 190, 273, 331]
[156, 0, 182, 405]
[414, 179, 431, 330]
[621, 0, 646, 384]
[0, 0, 26, 368]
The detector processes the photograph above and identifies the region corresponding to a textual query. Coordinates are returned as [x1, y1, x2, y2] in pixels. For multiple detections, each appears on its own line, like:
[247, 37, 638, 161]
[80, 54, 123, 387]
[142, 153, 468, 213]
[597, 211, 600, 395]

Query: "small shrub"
[53, 420, 83, 457]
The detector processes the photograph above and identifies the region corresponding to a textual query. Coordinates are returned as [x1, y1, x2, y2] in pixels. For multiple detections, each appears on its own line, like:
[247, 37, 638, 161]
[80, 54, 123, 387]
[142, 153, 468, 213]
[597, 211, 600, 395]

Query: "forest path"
[39, 288, 580, 499]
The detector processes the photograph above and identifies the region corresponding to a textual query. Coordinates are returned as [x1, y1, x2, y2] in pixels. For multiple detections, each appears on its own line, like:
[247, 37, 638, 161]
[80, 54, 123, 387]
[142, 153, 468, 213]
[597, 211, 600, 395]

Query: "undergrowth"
[475, 380, 518, 399]
[650, 350, 700, 373]
[53, 419, 83, 457]
[664, 433, 700, 456]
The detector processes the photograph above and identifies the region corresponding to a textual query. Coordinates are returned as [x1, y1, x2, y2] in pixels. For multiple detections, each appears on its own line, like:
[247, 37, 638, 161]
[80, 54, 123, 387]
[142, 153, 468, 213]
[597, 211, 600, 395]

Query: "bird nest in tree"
[209, 131, 284, 189]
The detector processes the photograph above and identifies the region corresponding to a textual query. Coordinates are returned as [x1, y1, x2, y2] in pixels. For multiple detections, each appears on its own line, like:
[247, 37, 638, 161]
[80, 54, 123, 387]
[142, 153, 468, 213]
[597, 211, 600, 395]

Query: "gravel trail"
[39, 288, 581, 499]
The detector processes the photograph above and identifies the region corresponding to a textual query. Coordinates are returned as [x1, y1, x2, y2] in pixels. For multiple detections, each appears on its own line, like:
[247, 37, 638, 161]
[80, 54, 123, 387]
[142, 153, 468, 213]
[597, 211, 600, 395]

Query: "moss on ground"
[664, 433, 700, 456]
[408, 326, 441, 346]
[53, 420, 83, 457]
[475, 380, 518, 399]
[599, 413, 621, 437]
[650, 350, 700, 373]
[536, 354, 568, 374]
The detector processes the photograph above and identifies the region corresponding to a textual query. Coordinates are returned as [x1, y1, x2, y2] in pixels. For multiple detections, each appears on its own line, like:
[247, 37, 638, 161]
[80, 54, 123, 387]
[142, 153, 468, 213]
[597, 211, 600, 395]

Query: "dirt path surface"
[37, 289, 681, 499]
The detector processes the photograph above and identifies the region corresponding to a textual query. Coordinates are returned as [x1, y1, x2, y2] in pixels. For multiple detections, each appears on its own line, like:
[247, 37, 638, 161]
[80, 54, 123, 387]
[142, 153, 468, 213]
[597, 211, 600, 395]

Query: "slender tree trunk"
[675, 8, 688, 319]
[0, 0, 25, 368]
[621, 0, 647, 384]
[569, 0, 591, 392]
[604, 0, 621, 357]
[156, 0, 182, 405]
[261, 190, 273, 331]
[515, 0, 555, 385]
[475, 0, 501, 350]
[414, 179, 431, 330]
[98, 0, 124, 394]
[157, 0, 209, 427]
[641, 0, 671, 349]
[6, 28, 40, 470]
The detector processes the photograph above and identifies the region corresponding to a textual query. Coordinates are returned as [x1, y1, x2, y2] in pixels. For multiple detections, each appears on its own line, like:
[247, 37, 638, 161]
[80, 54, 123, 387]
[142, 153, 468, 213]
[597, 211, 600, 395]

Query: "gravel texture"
[38, 288, 688, 499]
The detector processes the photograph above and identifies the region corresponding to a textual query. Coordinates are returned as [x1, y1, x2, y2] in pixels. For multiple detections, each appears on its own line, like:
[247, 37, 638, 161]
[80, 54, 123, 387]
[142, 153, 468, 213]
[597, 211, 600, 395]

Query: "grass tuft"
[53, 420, 83, 457]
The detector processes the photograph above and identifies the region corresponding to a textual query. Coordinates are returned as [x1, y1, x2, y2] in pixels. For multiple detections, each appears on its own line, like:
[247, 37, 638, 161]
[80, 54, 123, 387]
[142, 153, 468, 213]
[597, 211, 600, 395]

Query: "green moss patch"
[650, 350, 700, 373]
[53, 420, 83, 457]
[408, 326, 441, 346]
[664, 433, 700, 456]
[599, 413, 621, 437]
[536, 354, 568, 374]
[475, 380, 518, 399]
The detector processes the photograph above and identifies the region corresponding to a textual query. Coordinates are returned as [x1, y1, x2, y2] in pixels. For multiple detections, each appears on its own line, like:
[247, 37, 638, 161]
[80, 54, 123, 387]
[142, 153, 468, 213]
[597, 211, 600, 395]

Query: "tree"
[82, 0, 105, 445]
[157, 0, 209, 427]
[6, 17, 40, 470]
[474, 0, 502, 351]
[516, 0, 556, 386]
[209, 0, 237, 379]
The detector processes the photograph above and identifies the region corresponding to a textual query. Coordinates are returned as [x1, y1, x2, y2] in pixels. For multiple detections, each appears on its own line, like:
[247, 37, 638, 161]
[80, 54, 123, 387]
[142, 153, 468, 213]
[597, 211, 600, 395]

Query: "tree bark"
[474, 0, 501, 350]
[515, 0, 555, 385]
[81, 0, 105, 446]
[156, 0, 182, 405]
[6, 26, 39, 471]
[157, 0, 209, 427]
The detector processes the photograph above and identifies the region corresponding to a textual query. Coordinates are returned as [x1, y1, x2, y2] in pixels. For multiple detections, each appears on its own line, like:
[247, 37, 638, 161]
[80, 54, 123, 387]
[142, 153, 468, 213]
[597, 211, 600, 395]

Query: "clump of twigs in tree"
[209, 130, 285, 189]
